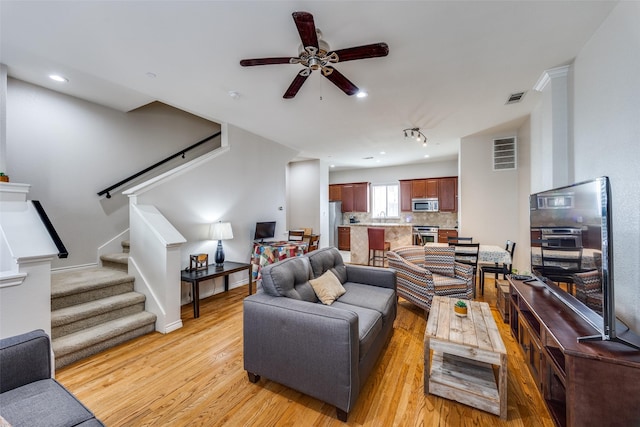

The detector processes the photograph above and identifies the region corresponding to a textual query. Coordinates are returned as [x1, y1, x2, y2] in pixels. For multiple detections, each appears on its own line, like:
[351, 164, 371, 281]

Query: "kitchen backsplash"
[344, 212, 458, 228]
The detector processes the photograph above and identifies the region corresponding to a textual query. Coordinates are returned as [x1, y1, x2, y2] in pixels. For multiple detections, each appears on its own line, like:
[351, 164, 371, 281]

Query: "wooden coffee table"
[424, 296, 507, 419]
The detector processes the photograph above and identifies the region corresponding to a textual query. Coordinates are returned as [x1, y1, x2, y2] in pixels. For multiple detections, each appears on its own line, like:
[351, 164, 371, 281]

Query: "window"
[371, 183, 399, 218]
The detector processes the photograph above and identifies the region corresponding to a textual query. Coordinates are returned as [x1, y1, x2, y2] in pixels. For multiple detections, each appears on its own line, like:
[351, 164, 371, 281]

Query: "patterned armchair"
[572, 269, 604, 313]
[387, 245, 474, 313]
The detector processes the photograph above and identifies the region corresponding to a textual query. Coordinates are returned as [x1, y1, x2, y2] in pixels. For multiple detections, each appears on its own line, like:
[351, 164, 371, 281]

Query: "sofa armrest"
[345, 264, 396, 290]
[243, 293, 360, 412]
[0, 329, 51, 393]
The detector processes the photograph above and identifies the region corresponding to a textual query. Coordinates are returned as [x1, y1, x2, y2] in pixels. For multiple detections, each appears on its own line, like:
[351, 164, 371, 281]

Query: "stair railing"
[32, 200, 68, 259]
[97, 131, 221, 199]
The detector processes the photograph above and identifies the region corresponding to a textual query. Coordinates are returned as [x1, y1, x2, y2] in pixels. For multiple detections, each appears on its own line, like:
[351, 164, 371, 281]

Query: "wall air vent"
[506, 91, 526, 104]
[493, 137, 516, 171]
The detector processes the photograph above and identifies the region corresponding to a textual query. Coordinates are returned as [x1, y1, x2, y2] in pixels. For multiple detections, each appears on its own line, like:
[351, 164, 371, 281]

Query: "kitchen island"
[347, 223, 413, 265]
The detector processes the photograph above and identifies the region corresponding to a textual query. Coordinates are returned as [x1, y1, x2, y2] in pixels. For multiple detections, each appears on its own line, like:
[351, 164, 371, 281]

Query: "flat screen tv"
[254, 221, 276, 242]
[529, 176, 639, 349]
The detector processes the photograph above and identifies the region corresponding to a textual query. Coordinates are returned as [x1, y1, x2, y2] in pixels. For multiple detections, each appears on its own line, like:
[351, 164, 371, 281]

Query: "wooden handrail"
[97, 131, 221, 198]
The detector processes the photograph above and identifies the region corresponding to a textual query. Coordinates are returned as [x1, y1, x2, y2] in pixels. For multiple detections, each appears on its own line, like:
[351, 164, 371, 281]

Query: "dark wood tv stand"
[508, 276, 640, 427]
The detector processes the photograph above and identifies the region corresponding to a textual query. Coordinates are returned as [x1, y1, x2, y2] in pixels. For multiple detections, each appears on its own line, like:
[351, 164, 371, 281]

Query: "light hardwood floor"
[56, 277, 554, 426]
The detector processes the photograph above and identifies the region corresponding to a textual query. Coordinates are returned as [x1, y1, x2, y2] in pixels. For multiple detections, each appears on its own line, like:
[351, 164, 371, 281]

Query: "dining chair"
[288, 230, 305, 242]
[448, 242, 480, 297]
[479, 240, 516, 295]
[447, 236, 473, 244]
[367, 228, 391, 267]
[307, 234, 320, 252]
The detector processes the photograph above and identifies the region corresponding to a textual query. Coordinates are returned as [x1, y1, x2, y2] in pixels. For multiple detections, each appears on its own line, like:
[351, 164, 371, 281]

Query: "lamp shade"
[210, 221, 233, 240]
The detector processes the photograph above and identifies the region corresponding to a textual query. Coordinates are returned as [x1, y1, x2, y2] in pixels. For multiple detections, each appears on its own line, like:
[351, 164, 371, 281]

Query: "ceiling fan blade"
[283, 71, 310, 99]
[323, 67, 359, 96]
[292, 11, 318, 49]
[331, 42, 389, 63]
[240, 57, 295, 67]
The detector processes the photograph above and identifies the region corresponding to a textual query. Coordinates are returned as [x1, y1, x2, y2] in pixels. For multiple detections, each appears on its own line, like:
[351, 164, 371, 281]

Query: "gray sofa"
[0, 329, 104, 427]
[243, 247, 397, 421]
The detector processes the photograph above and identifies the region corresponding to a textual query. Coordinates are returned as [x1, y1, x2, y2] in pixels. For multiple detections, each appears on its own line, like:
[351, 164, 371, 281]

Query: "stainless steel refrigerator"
[328, 201, 343, 248]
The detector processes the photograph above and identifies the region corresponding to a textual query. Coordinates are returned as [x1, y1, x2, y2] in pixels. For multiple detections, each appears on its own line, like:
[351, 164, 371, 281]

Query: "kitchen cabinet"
[329, 184, 342, 202]
[353, 183, 368, 212]
[438, 177, 457, 212]
[412, 179, 426, 199]
[338, 226, 351, 251]
[400, 180, 412, 212]
[438, 229, 457, 243]
[329, 182, 368, 212]
[426, 179, 439, 198]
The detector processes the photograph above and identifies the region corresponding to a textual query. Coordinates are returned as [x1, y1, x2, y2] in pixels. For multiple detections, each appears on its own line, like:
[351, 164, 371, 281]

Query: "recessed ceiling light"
[424, 154, 430, 158]
[228, 91, 240, 99]
[49, 74, 68, 83]
[330, 164, 335, 168]
[356, 90, 368, 98]
[380, 151, 386, 155]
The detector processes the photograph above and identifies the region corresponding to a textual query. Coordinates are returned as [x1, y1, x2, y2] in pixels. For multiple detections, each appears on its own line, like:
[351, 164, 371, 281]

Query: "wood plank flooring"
[56, 277, 554, 426]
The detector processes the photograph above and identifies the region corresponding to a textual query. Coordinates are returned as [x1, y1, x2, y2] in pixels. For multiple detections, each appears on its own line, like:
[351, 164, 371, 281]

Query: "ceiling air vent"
[493, 137, 516, 171]
[506, 91, 526, 104]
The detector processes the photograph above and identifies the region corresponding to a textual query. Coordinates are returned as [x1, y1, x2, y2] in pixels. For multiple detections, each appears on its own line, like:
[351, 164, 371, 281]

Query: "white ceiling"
[0, 1, 617, 170]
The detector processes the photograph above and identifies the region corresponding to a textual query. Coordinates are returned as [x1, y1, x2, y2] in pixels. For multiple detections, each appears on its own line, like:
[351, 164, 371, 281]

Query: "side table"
[180, 261, 252, 318]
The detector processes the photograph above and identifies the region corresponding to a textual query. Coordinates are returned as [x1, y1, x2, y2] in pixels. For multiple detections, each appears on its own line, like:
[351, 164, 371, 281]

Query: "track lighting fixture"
[402, 127, 427, 146]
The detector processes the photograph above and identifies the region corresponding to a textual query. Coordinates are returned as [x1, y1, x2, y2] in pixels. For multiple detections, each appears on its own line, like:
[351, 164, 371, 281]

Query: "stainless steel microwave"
[412, 198, 439, 212]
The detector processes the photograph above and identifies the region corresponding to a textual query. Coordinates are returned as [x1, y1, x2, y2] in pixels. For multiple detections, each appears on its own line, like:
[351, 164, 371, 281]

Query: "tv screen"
[254, 221, 276, 242]
[529, 176, 638, 349]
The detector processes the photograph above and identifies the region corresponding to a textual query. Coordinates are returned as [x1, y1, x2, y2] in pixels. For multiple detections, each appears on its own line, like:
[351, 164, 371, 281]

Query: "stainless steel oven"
[413, 226, 439, 245]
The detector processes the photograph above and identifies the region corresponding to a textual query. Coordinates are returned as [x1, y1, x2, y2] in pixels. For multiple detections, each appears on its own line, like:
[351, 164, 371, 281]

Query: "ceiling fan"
[239, 11, 389, 99]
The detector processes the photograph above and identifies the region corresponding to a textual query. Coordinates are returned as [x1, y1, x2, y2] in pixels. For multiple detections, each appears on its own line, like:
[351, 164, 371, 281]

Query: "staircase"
[51, 241, 157, 369]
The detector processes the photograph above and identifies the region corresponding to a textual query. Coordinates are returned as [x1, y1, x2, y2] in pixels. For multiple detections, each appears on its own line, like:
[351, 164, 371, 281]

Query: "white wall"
[459, 130, 521, 252]
[6, 79, 220, 269]
[571, 1, 640, 331]
[287, 160, 321, 235]
[134, 124, 298, 300]
[329, 159, 458, 185]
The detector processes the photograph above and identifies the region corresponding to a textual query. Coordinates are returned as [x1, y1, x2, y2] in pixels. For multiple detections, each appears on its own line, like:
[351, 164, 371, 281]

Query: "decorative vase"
[454, 305, 468, 317]
[0, 175, 8, 182]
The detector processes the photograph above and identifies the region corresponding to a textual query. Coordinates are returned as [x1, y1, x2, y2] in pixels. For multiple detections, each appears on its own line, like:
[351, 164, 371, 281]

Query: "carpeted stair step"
[52, 292, 147, 339]
[100, 252, 129, 272]
[52, 267, 135, 310]
[53, 311, 157, 369]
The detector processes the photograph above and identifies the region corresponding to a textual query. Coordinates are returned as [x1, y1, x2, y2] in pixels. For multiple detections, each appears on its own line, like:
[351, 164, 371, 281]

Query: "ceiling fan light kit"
[240, 11, 389, 99]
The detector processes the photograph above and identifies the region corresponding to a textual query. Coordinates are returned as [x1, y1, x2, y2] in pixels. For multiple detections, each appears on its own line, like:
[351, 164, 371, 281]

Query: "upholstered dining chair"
[387, 246, 473, 313]
[479, 240, 516, 295]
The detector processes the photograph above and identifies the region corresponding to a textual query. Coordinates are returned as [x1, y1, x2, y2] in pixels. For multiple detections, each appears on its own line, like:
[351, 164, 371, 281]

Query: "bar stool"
[368, 228, 391, 267]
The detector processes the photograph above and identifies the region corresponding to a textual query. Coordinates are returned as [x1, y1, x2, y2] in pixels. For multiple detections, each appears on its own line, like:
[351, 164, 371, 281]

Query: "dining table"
[251, 240, 309, 283]
[426, 242, 512, 265]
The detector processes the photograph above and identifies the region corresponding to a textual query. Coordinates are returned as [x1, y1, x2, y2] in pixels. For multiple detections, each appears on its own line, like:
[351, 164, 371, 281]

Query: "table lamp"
[210, 221, 233, 268]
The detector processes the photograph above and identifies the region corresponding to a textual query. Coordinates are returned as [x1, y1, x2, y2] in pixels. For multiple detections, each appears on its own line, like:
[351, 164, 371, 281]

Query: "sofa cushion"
[330, 302, 382, 359]
[339, 283, 396, 324]
[0, 379, 97, 427]
[306, 247, 347, 284]
[309, 270, 346, 305]
[261, 256, 317, 302]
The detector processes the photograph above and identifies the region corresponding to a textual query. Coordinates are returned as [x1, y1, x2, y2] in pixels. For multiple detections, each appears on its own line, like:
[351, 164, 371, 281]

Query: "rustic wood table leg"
[499, 352, 508, 419]
[424, 336, 431, 394]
